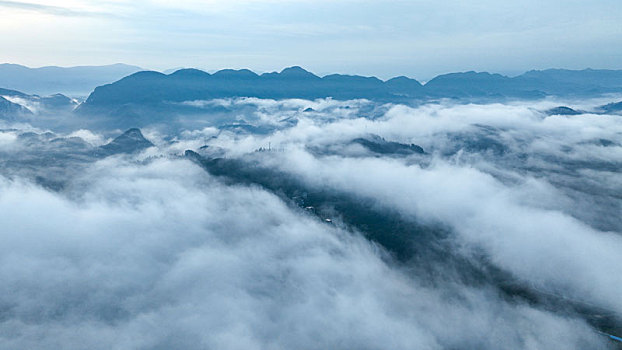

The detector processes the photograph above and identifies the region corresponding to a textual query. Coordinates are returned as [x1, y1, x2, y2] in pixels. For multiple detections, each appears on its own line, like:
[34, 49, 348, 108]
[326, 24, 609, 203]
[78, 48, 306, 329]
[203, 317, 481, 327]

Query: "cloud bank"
[1, 97, 621, 348]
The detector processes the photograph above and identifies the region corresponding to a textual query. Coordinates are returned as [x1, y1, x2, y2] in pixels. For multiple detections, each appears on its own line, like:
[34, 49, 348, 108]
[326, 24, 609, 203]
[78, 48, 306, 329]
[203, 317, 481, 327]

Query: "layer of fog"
[1, 97, 621, 348]
[183, 98, 622, 316]
[0, 156, 607, 349]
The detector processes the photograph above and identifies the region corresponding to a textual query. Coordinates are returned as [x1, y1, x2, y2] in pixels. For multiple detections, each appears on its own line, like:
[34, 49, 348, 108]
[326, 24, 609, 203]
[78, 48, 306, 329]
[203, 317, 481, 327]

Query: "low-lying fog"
[0, 97, 621, 349]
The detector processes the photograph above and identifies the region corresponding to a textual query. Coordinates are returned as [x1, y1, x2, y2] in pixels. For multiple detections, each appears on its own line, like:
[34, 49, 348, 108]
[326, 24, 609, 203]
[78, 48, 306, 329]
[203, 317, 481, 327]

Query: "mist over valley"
[0, 65, 621, 348]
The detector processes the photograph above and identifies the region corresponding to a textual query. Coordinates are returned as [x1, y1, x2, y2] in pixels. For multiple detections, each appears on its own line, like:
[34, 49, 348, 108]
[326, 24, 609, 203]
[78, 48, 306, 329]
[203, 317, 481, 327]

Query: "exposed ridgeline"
[0, 87, 78, 116]
[77, 67, 622, 116]
[79, 66, 423, 109]
[423, 69, 622, 98]
[99, 128, 154, 155]
[0, 96, 32, 121]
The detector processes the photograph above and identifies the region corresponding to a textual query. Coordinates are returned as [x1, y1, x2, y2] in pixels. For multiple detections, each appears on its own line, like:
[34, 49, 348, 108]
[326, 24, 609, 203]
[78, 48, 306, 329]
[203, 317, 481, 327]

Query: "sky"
[0, 0, 622, 80]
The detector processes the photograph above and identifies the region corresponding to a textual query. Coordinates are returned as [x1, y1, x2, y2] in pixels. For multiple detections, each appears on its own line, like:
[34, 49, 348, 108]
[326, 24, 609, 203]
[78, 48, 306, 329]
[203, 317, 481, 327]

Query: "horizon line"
[2, 62, 622, 83]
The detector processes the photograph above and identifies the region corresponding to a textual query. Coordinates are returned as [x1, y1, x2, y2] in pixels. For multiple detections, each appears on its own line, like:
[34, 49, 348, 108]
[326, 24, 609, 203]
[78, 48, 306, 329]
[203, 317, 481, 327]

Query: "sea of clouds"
[0, 97, 620, 349]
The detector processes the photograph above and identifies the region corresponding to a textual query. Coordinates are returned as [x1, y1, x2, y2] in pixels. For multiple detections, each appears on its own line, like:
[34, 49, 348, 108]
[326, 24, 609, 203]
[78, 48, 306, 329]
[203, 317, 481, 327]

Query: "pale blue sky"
[1, 0, 621, 80]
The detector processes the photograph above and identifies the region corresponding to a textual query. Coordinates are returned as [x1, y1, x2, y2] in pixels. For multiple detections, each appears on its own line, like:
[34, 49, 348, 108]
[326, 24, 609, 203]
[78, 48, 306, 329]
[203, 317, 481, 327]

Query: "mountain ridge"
[99, 128, 154, 155]
[0, 96, 33, 120]
[77, 66, 622, 118]
[0, 63, 143, 96]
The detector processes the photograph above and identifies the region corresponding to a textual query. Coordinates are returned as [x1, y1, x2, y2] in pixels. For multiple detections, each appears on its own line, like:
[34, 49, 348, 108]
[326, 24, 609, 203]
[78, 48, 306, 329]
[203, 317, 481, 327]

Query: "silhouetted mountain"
[598, 101, 622, 114]
[385, 76, 423, 97]
[169, 68, 211, 79]
[76, 67, 622, 123]
[352, 135, 425, 155]
[546, 106, 582, 116]
[0, 96, 32, 120]
[39, 94, 77, 110]
[422, 69, 622, 98]
[0, 87, 77, 113]
[0, 63, 142, 96]
[99, 128, 154, 155]
[275, 66, 321, 79]
[514, 69, 622, 96]
[77, 67, 423, 116]
[426, 71, 508, 95]
[424, 71, 546, 99]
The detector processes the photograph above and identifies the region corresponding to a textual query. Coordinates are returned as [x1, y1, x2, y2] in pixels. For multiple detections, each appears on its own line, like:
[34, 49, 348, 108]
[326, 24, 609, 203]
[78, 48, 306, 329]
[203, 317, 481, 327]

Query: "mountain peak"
[100, 128, 153, 155]
[120, 128, 146, 139]
[279, 66, 319, 79]
[124, 70, 167, 80]
[385, 76, 423, 88]
[169, 68, 211, 78]
[0, 96, 33, 119]
[213, 69, 258, 78]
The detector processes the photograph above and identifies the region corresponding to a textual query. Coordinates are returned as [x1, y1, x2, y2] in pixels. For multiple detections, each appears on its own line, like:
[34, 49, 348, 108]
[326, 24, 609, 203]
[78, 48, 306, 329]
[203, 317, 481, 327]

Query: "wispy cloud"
[0, 0, 112, 17]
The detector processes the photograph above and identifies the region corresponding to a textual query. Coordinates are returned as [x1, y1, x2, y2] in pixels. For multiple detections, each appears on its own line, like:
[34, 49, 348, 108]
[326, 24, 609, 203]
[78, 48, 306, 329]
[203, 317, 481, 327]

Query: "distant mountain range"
[2, 65, 622, 128]
[424, 69, 622, 98]
[76, 67, 622, 118]
[81, 66, 416, 107]
[0, 63, 142, 96]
